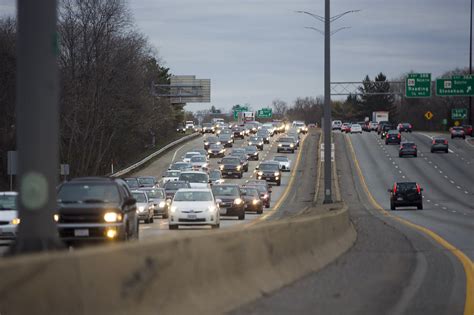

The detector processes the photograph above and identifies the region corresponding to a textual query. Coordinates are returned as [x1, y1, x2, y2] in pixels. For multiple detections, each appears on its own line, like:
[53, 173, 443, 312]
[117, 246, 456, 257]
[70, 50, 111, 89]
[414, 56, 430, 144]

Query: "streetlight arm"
[330, 10, 361, 22]
[304, 26, 324, 35]
[295, 10, 325, 23]
[331, 26, 351, 35]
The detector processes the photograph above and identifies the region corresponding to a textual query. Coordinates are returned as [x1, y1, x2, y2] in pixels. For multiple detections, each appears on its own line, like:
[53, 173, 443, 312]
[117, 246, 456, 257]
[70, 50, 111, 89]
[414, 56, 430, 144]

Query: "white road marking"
[434, 203, 439, 206]
[442, 206, 447, 210]
[172, 144, 187, 162]
[456, 186, 461, 189]
[465, 191, 469, 194]
[427, 199, 431, 202]
[450, 180, 455, 184]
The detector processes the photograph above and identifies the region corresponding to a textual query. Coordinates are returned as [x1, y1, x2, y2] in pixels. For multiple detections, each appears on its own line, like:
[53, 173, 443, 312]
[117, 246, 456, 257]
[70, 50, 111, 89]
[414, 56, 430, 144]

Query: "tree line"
[0, 0, 186, 189]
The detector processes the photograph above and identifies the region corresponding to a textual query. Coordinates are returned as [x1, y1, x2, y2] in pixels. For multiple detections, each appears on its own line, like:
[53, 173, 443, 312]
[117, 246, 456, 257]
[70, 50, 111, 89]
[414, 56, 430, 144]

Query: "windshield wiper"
[82, 199, 106, 203]
[58, 200, 79, 204]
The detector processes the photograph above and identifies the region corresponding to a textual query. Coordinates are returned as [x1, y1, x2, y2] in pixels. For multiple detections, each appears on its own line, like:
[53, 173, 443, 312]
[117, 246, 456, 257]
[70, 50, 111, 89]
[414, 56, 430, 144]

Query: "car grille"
[59, 213, 103, 223]
[179, 218, 206, 223]
[0, 221, 10, 226]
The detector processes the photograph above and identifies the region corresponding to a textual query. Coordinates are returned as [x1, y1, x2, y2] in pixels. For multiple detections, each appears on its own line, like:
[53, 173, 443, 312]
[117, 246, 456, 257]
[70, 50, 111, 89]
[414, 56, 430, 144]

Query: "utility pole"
[323, 0, 333, 204]
[10, 0, 63, 254]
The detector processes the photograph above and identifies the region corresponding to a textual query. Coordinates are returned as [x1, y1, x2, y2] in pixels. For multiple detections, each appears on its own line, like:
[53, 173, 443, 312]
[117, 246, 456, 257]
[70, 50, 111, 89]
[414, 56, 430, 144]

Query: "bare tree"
[272, 99, 288, 118]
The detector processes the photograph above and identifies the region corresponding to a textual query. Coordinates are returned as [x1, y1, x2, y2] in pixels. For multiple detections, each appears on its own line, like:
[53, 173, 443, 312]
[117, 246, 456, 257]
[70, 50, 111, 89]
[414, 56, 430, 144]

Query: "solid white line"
[172, 144, 186, 162]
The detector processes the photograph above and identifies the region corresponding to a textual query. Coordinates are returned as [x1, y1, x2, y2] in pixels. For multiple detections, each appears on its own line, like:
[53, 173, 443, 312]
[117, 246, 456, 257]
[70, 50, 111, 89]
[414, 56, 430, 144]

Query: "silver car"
[0, 192, 20, 241]
[131, 190, 154, 224]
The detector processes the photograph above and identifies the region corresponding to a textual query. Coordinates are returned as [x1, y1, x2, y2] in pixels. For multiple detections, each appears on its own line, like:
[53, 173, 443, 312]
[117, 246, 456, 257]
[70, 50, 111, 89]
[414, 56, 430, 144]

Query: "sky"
[1, 0, 471, 112]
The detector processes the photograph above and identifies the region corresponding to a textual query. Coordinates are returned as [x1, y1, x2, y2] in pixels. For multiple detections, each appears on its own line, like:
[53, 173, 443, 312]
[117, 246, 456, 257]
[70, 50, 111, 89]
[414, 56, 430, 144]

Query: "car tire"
[277, 181, 281, 186]
[445, 149, 449, 153]
[265, 203, 270, 208]
[238, 212, 245, 220]
[291, 149, 295, 153]
[169, 224, 178, 230]
[150, 216, 154, 223]
[144, 218, 150, 224]
[414, 153, 417, 158]
[238, 173, 243, 179]
[257, 207, 263, 214]
[277, 149, 280, 153]
[399, 153, 402, 158]
[451, 136, 454, 139]
[390, 202, 395, 210]
[417, 203, 423, 210]
[431, 149, 434, 153]
[212, 223, 220, 229]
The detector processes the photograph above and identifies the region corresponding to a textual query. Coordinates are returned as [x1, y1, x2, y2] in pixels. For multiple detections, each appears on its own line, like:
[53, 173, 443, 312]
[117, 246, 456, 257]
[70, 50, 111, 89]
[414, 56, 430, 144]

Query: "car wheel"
[238, 212, 245, 220]
[265, 203, 270, 208]
[144, 218, 150, 224]
[238, 173, 243, 179]
[390, 202, 395, 210]
[277, 149, 280, 153]
[212, 223, 220, 229]
[169, 224, 178, 230]
[445, 149, 449, 153]
[277, 181, 281, 186]
[257, 207, 263, 214]
[399, 153, 402, 158]
[417, 203, 423, 210]
[451, 136, 454, 139]
[414, 153, 417, 157]
[430, 149, 434, 153]
[150, 216, 154, 223]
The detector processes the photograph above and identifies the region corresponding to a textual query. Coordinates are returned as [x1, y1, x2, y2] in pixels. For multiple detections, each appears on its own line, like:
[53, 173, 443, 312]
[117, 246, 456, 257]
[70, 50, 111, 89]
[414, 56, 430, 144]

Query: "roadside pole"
[323, 0, 333, 204]
[10, 0, 62, 254]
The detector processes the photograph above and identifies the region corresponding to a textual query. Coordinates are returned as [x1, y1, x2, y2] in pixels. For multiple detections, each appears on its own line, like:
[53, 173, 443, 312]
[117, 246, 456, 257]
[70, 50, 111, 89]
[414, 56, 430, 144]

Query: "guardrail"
[110, 132, 200, 177]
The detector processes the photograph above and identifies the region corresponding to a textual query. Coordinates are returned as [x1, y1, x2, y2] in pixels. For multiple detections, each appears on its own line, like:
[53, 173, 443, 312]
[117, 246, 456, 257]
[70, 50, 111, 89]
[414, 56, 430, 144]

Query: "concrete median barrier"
[0, 205, 355, 315]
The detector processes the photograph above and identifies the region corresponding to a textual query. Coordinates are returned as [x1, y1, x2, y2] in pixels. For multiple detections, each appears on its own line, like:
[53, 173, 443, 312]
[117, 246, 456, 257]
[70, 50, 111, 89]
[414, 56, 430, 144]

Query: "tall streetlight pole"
[323, 0, 332, 204]
[296, 5, 359, 204]
[470, 0, 472, 125]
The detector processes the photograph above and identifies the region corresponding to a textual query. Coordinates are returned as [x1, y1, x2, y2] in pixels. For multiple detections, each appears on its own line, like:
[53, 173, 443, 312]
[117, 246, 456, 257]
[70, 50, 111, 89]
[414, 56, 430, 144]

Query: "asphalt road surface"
[233, 131, 469, 315]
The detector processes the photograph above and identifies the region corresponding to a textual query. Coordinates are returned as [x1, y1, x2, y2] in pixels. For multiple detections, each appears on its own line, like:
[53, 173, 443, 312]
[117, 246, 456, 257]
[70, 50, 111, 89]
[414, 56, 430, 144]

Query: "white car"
[168, 188, 220, 229]
[182, 151, 201, 163]
[350, 123, 363, 134]
[131, 190, 154, 224]
[161, 170, 181, 183]
[332, 120, 342, 130]
[178, 171, 210, 188]
[190, 155, 209, 171]
[273, 156, 291, 172]
[0, 192, 20, 241]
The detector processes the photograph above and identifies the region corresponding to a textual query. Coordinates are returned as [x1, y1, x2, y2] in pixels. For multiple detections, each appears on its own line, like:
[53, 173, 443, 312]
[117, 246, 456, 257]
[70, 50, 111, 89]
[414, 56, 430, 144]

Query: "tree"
[272, 99, 288, 118]
[354, 73, 396, 121]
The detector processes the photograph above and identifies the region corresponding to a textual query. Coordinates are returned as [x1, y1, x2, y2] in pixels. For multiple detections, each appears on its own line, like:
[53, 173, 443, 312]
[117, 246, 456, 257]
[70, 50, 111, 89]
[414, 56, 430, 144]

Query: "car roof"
[70, 177, 118, 183]
[212, 183, 239, 187]
[175, 188, 212, 192]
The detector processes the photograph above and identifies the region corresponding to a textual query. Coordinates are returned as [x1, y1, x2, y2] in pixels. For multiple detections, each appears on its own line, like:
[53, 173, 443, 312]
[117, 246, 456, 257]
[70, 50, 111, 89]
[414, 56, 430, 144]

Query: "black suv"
[388, 182, 423, 210]
[56, 177, 139, 244]
[211, 184, 245, 220]
[232, 127, 245, 139]
[256, 161, 282, 186]
[219, 156, 244, 178]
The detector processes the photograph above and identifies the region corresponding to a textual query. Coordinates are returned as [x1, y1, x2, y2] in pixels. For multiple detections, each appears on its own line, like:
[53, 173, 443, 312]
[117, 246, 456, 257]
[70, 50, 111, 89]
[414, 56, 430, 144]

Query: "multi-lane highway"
[234, 130, 472, 315]
[130, 129, 320, 239]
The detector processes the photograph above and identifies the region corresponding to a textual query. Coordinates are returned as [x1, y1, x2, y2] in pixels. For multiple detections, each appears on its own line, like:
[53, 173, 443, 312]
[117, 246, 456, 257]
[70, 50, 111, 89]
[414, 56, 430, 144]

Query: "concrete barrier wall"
[0, 206, 355, 315]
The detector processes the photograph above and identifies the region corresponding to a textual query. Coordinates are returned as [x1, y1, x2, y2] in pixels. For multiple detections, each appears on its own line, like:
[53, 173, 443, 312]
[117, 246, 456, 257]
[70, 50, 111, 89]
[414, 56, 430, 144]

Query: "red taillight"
[444, 140, 448, 145]
[393, 184, 397, 194]
[386, 134, 389, 139]
[416, 184, 421, 194]
[432, 140, 435, 144]
[409, 124, 412, 129]
[413, 145, 417, 149]
[397, 134, 401, 138]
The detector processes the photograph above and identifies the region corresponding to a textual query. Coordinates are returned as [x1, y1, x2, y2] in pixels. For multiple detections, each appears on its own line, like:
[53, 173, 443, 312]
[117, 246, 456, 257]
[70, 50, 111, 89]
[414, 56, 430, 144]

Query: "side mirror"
[216, 199, 222, 204]
[255, 165, 259, 170]
[125, 198, 136, 206]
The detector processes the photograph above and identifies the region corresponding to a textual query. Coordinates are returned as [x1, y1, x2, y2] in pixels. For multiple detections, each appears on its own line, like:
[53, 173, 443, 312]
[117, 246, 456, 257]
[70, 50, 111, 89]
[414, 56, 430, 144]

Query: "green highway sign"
[233, 105, 249, 120]
[256, 108, 272, 118]
[405, 73, 431, 97]
[451, 108, 467, 120]
[436, 75, 474, 96]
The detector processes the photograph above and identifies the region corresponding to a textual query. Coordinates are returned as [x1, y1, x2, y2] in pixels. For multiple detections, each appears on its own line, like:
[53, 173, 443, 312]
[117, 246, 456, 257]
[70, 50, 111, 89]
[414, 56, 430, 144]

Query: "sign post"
[7, 151, 17, 191]
[405, 73, 431, 98]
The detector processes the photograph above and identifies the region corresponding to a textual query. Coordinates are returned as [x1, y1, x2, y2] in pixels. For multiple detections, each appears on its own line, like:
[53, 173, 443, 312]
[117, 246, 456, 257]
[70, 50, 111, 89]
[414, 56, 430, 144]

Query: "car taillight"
[413, 145, 417, 149]
[432, 140, 435, 144]
[409, 124, 412, 129]
[416, 184, 421, 194]
[386, 134, 389, 138]
[397, 134, 401, 138]
[444, 140, 448, 145]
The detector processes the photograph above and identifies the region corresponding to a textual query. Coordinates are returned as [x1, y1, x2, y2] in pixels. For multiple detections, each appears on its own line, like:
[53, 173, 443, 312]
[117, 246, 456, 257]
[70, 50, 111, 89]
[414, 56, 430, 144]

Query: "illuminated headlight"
[254, 152, 258, 155]
[236, 165, 241, 170]
[220, 149, 225, 153]
[228, 140, 232, 143]
[252, 128, 256, 131]
[106, 228, 117, 239]
[202, 163, 208, 168]
[249, 142, 253, 145]
[204, 142, 209, 145]
[216, 141, 221, 145]
[219, 165, 224, 170]
[290, 144, 294, 148]
[252, 199, 259, 205]
[259, 142, 263, 146]
[53, 214, 59, 222]
[170, 206, 177, 213]
[104, 212, 122, 222]
[211, 128, 215, 131]
[208, 149, 213, 153]
[10, 218, 20, 225]
[234, 198, 243, 205]
[240, 132, 244, 135]
[263, 194, 269, 199]
[274, 172, 280, 176]
[258, 171, 263, 176]
[208, 205, 217, 213]
[158, 201, 166, 208]
[138, 206, 146, 212]
[278, 144, 282, 147]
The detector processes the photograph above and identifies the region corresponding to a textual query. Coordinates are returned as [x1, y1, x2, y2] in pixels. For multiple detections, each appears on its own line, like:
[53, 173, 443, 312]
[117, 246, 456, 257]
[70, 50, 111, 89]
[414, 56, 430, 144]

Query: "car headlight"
[159, 201, 166, 208]
[252, 199, 259, 205]
[228, 140, 232, 143]
[104, 212, 122, 222]
[249, 142, 253, 145]
[258, 171, 263, 176]
[204, 142, 209, 145]
[220, 149, 225, 153]
[254, 152, 258, 155]
[10, 218, 20, 225]
[170, 206, 177, 213]
[216, 142, 221, 145]
[236, 165, 241, 170]
[263, 193, 269, 199]
[208, 149, 213, 153]
[290, 144, 294, 147]
[274, 172, 280, 176]
[208, 205, 217, 213]
[138, 206, 145, 212]
[53, 214, 59, 222]
[259, 142, 263, 145]
[219, 165, 224, 170]
[234, 198, 243, 205]
[278, 144, 282, 147]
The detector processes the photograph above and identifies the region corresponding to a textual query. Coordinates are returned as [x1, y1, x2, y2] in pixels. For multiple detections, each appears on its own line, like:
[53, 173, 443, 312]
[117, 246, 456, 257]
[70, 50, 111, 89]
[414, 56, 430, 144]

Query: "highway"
[131, 130, 320, 238]
[233, 130, 471, 315]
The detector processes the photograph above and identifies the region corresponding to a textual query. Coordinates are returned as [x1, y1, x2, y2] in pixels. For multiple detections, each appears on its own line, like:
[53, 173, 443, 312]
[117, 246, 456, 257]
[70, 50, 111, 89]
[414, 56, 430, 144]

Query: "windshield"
[124, 178, 139, 188]
[212, 185, 240, 196]
[171, 163, 191, 170]
[396, 182, 417, 192]
[240, 188, 258, 197]
[164, 181, 188, 190]
[260, 163, 279, 171]
[191, 156, 206, 162]
[58, 183, 120, 203]
[203, 123, 212, 127]
[274, 156, 288, 161]
[185, 152, 199, 159]
[179, 173, 209, 183]
[174, 191, 213, 202]
[132, 192, 147, 203]
[245, 146, 257, 153]
[222, 158, 240, 164]
[143, 189, 165, 199]
[210, 144, 222, 149]
[138, 177, 155, 185]
[164, 171, 180, 177]
[0, 195, 17, 210]
[248, 185, 266, 194]
[209, 171, 221, 180]
[279, 138, 294, 143]
[231, 149, 245, 155]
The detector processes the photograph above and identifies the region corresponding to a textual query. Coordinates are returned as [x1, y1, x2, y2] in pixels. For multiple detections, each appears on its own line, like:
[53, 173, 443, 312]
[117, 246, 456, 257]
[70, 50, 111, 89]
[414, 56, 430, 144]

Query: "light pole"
[470, 0, 472, 125]
[296, 5, 359, 204]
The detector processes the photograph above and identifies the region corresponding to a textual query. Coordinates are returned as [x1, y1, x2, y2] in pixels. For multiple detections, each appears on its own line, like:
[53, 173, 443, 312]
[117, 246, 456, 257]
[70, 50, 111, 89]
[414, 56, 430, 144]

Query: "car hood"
[172, 201, 213, 211]
[189, 182, 209, 189]
[0, 210, 18, 221]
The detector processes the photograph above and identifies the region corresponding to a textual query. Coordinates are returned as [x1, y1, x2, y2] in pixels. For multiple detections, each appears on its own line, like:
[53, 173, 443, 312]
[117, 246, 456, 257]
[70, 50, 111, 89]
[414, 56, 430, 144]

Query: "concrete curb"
[0, 205, 355, 315]
[111, 132, 200, 177]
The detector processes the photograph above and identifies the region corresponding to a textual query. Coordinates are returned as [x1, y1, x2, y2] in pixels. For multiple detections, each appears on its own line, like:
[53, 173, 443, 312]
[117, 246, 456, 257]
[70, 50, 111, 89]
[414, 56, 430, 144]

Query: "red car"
[341, 123, 351, 133]
[462, 125, 472, 137]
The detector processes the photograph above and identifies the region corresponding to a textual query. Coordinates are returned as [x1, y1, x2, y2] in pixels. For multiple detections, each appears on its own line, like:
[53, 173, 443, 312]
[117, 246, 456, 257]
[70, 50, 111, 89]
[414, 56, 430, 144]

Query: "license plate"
[187, 214, 197, 219]
[220, 208, 227, 215]
[74, 229, 89, 237]
[266, 177, 272, 180]
[228, 172, 233, 175]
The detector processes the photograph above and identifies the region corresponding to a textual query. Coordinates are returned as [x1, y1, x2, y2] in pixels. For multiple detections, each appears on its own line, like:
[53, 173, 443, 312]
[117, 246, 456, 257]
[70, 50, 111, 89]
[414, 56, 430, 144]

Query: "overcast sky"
[1, 0, 471, 112]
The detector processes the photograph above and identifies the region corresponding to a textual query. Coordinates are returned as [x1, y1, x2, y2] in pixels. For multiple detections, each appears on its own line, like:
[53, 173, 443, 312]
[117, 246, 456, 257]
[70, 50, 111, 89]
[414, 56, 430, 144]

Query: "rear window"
[260, 163, 279, 171]
[132, 192, 147, 203]
[212, 185, 240, 196]
[274, 156, 288, 161]
[222, 158, 240, 164]
[144, 189, 165, 199]
[434, 139, 446, 144]
[179, 173, 209, 183]
[279, 138, 295, 142]
[164, 181, 188, 190]
[402, 143, 415, 147]
[396, 182, 417, 192]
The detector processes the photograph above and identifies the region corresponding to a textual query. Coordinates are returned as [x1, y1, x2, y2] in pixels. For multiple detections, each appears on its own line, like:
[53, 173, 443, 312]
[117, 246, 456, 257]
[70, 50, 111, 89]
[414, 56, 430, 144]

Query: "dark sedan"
[244, 146, 260, 161]
[431, 137, 449, 153]
[399, 142, 417, 157]
[255, 161, 281, 186]
[212, 184, 245, 220]
[240, 186, 263, 214]
[203, 136, 220, 150]
[385, 130, 401, 145]
[208, 144, 226, 158]
[219, 156, 244, 178]
[218, 134, 234, 148]
[163, 180, 191, 200]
